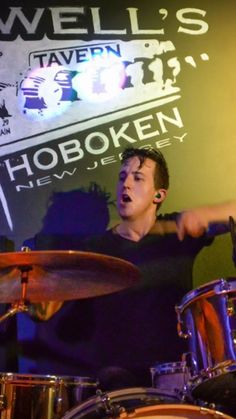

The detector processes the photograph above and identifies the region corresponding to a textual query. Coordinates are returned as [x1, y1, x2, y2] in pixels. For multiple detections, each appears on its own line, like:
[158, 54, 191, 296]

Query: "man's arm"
[176, 201, 236, 241]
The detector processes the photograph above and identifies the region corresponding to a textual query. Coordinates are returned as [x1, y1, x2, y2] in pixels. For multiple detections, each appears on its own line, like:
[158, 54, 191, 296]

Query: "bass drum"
[62, 387, 233, 419]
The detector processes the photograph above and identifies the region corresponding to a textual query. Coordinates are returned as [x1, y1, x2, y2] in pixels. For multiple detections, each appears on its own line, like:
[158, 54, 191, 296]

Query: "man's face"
[116, 156, 158, 221]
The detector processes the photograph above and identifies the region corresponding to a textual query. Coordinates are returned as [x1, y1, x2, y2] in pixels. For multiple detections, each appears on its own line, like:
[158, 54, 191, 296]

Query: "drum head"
[177, 278, 236, 310]
[119, 404, 234, 418]
[62, 387, 180, 418]
[63, 387, 234, 419]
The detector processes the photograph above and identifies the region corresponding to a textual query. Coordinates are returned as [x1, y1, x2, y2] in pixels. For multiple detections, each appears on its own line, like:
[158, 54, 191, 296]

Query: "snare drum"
[0, 373, 98, 419]
[62, 387, 234, 418]
[150, 361, 190, 399]
[176, 278, 236, 410]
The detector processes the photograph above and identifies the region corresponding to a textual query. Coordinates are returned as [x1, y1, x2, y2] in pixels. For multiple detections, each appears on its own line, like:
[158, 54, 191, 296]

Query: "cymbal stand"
[0, 265, 31, 323]
[229, 216, 236, 267]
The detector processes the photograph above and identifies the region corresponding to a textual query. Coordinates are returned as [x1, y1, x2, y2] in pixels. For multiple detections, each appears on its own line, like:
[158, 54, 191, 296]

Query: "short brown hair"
[121, 146, 169, 190]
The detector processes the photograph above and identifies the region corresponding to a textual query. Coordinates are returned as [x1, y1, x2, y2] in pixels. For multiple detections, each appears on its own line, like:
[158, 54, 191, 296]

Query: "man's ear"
[153, 189, 168, 204]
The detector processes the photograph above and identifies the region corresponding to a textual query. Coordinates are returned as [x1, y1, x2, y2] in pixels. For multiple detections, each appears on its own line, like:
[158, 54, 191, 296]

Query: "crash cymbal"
[0, 250, 140, 303]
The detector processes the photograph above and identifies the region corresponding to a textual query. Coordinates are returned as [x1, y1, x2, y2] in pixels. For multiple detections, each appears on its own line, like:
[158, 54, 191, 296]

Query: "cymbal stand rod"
[14, 266, 31, 312]
[20, 267, 30, 302]
[0, 304, 28, 323]
[0, 267, 31, 324]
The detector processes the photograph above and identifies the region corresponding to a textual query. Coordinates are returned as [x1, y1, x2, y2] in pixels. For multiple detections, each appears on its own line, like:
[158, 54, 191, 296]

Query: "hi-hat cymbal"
[0, 251, 140, 303]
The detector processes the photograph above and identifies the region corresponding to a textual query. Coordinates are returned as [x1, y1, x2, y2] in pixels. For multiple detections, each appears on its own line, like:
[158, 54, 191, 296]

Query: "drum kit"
[0, 250, 235, 418]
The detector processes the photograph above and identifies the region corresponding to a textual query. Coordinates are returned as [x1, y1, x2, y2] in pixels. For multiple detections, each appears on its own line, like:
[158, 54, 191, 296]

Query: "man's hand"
[176, 201, 236, 240]
[176, 209, 210, 241]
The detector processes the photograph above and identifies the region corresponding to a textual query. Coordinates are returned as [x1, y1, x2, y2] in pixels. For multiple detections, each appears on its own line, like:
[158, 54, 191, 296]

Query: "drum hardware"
[227, 299, 234, 317]
[218, 278, 231, 293]
[61, 387, 235, 418]
[176, 311, 191, 339]
[61, 387, 181, 419]
[0, 264, 31, 323]
[182, 352, 198, 378]
[176, 278, 236, 414]
[0, 249, 140, 323]
[0, 391, 7, 410]
[53, 378, 65, 416]
[150, 355, 198, 403]
[229, 216, 236, 267]
[95, 389, 123, 417]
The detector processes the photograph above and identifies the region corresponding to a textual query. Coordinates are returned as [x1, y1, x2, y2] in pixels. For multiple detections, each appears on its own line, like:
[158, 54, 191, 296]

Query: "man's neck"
[114, 215, 179, 241]
[115, 215, 157, 242]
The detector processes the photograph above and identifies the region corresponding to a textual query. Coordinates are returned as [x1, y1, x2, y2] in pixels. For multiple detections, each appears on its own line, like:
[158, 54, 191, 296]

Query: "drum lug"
[227, 297, 235, 316]
[0, 394, 7, 410]
[96, 389, 122, 417]
[54, 379, 64, 415]
[54, 394, 64, 415]
[176, 308, 191, 339]
[182, 352, 198, 377]
[218, 278, 231, 292]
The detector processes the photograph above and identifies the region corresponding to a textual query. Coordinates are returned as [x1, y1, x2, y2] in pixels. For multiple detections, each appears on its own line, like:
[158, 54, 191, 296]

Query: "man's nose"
[123, 175, 132, 188]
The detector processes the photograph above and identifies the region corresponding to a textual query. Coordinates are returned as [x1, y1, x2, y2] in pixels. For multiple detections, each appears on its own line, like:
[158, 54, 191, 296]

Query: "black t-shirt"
[20, 215, 213, 389]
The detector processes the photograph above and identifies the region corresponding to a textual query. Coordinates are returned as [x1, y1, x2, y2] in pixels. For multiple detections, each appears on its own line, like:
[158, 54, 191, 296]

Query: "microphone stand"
[229, 216, 236, 267]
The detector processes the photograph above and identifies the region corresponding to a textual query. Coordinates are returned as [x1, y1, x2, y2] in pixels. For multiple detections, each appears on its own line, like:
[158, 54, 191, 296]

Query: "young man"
[22, 147, 236, 391]
[74, 146, 235, 389]
[115, 146, 235, 241]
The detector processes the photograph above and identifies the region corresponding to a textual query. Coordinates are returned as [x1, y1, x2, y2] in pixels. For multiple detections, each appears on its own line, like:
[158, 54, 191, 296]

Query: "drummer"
[22, 146, 236, 390]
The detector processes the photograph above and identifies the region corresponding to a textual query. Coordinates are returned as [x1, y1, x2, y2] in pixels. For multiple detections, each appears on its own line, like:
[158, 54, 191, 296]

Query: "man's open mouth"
[122, 193, 132, 203]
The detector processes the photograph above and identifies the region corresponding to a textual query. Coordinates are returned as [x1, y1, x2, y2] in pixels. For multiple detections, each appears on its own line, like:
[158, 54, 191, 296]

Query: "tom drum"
[0, 373, 98, 419]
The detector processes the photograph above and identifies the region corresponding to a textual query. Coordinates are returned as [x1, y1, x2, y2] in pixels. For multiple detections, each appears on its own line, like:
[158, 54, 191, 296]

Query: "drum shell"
[150, 361, 190, 399]
[176, 278, 236, 373]
[0, 373, 98, 419]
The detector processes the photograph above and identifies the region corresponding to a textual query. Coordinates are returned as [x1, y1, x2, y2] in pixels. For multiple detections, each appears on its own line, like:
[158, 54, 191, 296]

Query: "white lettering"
[4, 106, 184, 183]
[33, 148, 58, 170]
[0, 7, 44, 34]
[5, 154, 33, 181]
[85, 132, 109, 154]
[37, 176, 52, 186]
[16, 181, 34, 192]
[127, 8, 164, 34]
[53, 168, 77, 179]
[155, 139, 172, 148]
[109, 123, 136, 148]
[87, 161, 98, 170]
[50, 7, 88, 34]
[101, 155, 118, 165]
[177, 8, 208, 35]
[0, 7, 209, 38]
[133, 115, 159, 140]
[59, 139, 84, 162]
[91, 8, 126, 34]
[174, 133, 187, 143]
[156, 107, 183, 133]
